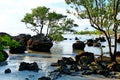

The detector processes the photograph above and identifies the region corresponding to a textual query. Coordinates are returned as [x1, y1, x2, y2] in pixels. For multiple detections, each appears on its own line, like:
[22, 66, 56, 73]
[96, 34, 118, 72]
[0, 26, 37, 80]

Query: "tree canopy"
[65, 0, 120, 61]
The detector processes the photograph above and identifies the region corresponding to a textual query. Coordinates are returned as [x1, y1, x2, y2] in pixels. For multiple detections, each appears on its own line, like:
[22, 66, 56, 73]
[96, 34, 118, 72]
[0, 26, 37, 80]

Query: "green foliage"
[50, 34, 64, 41]
[0, 52, 5, 62]
[21, 6, 50, 34]
[0, 35, 20, 51]
[74, 30, 103, 35]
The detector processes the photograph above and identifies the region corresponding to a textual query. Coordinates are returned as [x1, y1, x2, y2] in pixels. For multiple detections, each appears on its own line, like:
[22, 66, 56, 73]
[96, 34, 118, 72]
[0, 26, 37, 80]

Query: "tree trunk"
[103, 31, 115, 61]
[114, 29, 117, 61]
[40, 21, 43, 34]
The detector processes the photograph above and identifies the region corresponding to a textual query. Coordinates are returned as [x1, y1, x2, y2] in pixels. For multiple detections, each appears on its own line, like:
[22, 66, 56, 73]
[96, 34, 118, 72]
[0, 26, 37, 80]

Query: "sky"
[0, 0, 92, 36]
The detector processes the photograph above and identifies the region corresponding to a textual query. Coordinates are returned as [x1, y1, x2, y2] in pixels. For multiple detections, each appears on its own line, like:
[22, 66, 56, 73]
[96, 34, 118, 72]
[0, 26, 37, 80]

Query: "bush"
[0, 52, 5, 62]
[50, 34, 64, 41]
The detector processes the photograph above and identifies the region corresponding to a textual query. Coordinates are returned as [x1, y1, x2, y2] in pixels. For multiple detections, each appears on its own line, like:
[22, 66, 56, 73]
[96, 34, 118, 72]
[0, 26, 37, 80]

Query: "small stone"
[4, 68, 11, 74]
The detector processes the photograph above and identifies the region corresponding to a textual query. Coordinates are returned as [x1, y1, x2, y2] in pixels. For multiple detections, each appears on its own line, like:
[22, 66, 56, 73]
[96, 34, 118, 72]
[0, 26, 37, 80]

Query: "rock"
[9, 34, 31, 54]
[72, 40, 85, 50]
[75, 52, 95, 65]
[86, 39, 94, 46]
[96, 37, 106, 42]
[9, 45, 26, 54]
[75, 37, 79, 40]
[57, 60, 66, 66]
[62, 57, 75, 65]
[70, 63, 79, 72]
[19, 62, 39, 72]
[50, 62, 58, 67]
[13, 34, 31, 46]
[27, 34, 53, 52]
[64, 38, 67, 40]
[38, 76, 51, 80]
[93, 43, 101, 47]
[81, 66, 90, 70]
[107, 62, 120, 72]
[59, 66, 71, 75]
[4, 68, 11, 74]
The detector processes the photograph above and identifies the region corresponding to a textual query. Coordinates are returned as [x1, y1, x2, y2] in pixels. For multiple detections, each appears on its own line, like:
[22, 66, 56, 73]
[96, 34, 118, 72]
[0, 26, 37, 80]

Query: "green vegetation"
[50, 34, 64, 41]
[74, 30, 102, 35]
[65, 0, 120, 62]
[0, 35, 20, 62]
[74, 30, 114, 35]
[0, 52, 5, 62]
[0, 35, 20, 51]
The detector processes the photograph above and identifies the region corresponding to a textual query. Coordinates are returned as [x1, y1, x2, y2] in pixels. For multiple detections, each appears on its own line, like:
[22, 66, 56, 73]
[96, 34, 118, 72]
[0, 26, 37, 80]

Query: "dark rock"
[57, 60, 66, 66]
[9, 45, 26, 54]
[4, 68, 11, 74]
[75, 37, 79, 40]
[29, 41, 53, 52]
[50, 62, 58, 67]
[38, 76, 51, 80]
[59, 66, 71, 75]
[95, 37, 106, 42]
[93, 43, 101, 47]
[81, 66, 90, 70]
[62, 57, 75, 65]
[101, 45, 105, 47]
[9, 34, 31, 54]
[64, 38, 67, 40]
[27, 34, 53, 52]
[13, 34, 31, 46]
[75, 52, 95, 65]
[86, 39, 94, 46]
[19, 62, 39, 72]
[107, 62, 120, 72]
[70, 63, 79, 72]
[72, 40, 85, 50]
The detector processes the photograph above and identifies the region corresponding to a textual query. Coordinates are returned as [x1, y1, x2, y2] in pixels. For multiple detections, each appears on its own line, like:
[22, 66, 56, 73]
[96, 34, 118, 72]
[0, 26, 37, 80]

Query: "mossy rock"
[0, 50, 8, 62]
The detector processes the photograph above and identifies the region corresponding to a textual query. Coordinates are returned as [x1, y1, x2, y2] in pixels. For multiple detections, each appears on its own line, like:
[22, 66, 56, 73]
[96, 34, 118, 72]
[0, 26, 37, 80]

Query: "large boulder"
[19, 62, 39, 72]
[9, 45, 26, 54]
[13, 34, 31, 46]
[27, 34, 53, 52]
[9, 34, 31, 54]
[72, 40, 85, 50]
[75, 52, 95, 65]
[107, 62, 120, 72]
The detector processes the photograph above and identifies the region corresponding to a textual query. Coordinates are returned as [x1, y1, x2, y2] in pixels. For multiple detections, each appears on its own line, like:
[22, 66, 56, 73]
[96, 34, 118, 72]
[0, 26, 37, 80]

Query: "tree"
[46, 11, 66, 36]
[65, 0, 120, 61]
[21, 6, 49, 34]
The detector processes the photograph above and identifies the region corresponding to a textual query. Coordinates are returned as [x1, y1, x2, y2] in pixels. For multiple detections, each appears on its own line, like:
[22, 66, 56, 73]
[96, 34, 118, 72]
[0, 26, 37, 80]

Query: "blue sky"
[0, 0, 93, 36]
